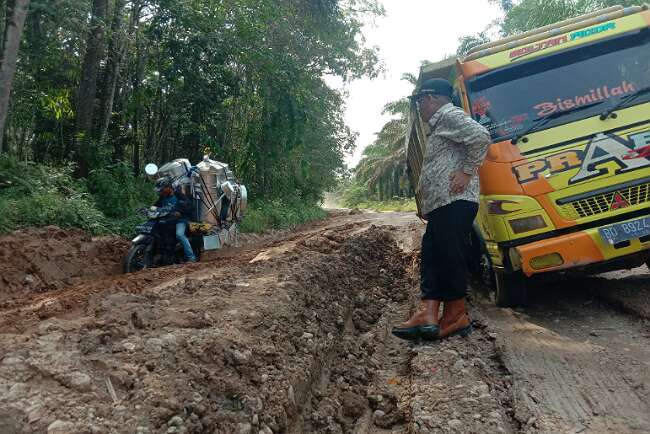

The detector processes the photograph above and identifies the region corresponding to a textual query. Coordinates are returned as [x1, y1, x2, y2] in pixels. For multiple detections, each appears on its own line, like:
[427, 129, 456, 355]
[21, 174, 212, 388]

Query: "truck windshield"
[467, 28, 650, 143]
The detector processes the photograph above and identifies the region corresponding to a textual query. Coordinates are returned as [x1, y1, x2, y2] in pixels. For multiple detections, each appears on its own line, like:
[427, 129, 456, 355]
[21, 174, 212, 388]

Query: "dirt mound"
[0, 226, 128, 304]
[0, 226, 416, 433]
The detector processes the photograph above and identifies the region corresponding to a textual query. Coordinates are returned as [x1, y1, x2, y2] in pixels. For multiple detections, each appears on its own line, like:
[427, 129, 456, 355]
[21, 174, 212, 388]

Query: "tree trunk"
[130, 0, 143, 175]
[97, 0, 125, 146]
[74, 0, 108, 176]
[0, 0, 29, 154]
[0, 0, 8, 53]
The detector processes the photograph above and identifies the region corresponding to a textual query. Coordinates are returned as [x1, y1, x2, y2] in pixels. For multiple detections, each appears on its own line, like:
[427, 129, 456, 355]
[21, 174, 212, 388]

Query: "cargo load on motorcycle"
[123, 155, 248, 273]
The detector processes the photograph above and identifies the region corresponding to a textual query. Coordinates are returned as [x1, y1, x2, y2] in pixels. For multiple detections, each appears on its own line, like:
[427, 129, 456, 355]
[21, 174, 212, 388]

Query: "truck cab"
[407, 5, 650, 306]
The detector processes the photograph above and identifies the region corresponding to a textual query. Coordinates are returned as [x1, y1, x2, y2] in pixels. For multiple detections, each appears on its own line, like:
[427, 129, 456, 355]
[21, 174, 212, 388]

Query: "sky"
[337, 0, 504, 167]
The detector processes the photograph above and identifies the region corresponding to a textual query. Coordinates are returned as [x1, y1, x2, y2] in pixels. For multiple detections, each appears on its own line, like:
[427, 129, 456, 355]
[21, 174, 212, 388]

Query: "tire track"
[481, 275, 650, 433]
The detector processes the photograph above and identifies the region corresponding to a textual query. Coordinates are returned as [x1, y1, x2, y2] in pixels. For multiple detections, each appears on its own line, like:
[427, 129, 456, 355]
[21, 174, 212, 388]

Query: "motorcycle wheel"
[124, 244, 149, 273]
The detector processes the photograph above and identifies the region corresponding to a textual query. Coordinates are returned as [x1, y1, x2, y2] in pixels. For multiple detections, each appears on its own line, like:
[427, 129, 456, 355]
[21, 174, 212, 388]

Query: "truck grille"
[558, 182, 650, 219]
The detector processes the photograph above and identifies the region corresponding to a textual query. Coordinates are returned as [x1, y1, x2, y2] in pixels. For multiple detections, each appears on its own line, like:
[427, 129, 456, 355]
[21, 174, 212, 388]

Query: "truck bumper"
[514, 215, 650, 276]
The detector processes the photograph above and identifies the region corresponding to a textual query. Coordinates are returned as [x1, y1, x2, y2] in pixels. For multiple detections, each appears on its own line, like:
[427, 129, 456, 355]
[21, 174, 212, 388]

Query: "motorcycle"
[123, 156, 247, 273]
[123, 206, 204, 273]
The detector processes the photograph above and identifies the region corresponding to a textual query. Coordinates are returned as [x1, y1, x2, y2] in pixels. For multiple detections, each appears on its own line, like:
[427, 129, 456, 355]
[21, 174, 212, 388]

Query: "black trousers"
[420, 200, 479, 301]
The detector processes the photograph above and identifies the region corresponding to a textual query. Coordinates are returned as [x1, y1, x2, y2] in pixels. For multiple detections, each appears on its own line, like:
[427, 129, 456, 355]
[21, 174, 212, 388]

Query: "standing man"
[154, 177, 197, 263]
[392, 78, 490, 340]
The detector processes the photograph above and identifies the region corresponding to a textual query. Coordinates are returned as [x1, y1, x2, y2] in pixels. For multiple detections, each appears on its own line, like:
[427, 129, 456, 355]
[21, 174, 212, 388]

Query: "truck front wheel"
[494, 269, 528, 307]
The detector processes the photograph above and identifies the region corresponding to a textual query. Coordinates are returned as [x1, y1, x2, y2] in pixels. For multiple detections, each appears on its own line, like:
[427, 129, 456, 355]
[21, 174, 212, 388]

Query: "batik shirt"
[418, 103, 491, 216]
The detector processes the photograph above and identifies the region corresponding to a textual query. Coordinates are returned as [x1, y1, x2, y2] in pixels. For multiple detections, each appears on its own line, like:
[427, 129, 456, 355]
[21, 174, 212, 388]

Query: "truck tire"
[468, 229, 494, 290]
[477, 250, 496, 290]
[494, 269, 527, 307]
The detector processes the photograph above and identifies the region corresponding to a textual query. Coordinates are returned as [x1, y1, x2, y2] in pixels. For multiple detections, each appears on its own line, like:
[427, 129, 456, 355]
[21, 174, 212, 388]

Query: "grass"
[338, 182, 417, 213]
[239, 199, 328, 233]
[347, 198, 417, 213]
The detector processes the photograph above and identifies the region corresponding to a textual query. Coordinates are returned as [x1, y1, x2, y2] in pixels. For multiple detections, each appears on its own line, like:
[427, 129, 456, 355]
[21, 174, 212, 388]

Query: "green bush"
[0, 156, 84, 199]
[88, 163, 155, 219]
[0, 155, 326, 237]
[0, 156, 111, 234]
[339, 179, 416, 212]
[0, 156, 152, 236]
[240, 199, 327, 233]
[31, 193, 108, 232]
[341, 183, 371, 208]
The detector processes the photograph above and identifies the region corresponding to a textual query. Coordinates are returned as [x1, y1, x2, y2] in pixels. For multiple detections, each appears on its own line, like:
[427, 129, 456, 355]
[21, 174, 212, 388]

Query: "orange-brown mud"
[0, 213, 435, 434]
[0, 227, 128, 305]
[1, 212, 649, 434]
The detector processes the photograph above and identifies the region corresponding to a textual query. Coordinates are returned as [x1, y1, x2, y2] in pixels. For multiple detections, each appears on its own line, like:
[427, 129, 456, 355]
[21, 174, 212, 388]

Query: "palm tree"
[352, 73, 418, 201]
[354, 100, 409, 199]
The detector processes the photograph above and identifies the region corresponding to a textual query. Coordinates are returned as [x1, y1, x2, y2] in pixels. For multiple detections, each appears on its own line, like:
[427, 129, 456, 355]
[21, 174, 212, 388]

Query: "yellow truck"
[407, 4, 650, 306]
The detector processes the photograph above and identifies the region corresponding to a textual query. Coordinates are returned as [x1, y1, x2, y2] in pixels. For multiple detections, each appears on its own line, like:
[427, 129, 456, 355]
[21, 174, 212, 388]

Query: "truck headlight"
[509, 215, 547, 234]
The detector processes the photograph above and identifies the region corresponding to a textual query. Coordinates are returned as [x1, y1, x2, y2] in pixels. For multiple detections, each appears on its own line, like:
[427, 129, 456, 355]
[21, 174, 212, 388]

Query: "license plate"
[599, 216, 650, 245]
[203, 234, 221, 250]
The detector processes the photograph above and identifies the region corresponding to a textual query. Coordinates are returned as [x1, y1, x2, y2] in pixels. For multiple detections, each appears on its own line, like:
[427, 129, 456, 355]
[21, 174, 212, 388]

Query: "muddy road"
[480, 267, 650, 434]
[1, 212, 649, 434]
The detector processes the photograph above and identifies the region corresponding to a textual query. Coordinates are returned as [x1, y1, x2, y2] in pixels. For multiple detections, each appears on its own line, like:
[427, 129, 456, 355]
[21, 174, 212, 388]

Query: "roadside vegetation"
[0, 156, 120, 235]
[239, 200, 328, 233]
[0, 0, 382, 235]
[0, 155, 327, 235]
[338, 181, 416, 212]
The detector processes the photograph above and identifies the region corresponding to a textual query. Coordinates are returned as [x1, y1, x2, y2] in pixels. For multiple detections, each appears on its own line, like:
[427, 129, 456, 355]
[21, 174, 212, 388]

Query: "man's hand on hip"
[449, 170, 472, 195]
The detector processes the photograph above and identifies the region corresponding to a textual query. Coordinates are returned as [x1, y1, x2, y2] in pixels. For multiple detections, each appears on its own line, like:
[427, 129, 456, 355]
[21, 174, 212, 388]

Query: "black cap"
[154, 176, 173, 192]
[410, 78, 453, 100]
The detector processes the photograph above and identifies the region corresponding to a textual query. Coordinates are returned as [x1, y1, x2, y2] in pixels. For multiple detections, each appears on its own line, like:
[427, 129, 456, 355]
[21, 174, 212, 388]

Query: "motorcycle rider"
[154, 177, 197, 263]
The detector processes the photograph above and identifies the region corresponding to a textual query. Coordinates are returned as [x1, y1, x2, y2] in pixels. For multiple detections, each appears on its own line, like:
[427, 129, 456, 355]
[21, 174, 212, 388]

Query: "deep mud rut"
[1, 211, 649, 434]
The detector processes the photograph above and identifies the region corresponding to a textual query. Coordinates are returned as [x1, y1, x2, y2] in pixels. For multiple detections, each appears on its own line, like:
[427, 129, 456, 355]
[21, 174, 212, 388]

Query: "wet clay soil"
[1, 213, 650, 434]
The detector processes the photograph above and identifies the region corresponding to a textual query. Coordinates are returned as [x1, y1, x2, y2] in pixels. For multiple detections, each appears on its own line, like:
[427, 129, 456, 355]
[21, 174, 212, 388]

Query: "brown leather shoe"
[391, 300, 441, 340]
[439, 298, 472, 339]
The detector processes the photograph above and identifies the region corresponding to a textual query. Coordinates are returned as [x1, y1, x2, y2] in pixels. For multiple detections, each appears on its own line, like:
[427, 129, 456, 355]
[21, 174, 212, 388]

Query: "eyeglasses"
[415, 95, 428, 106]
[416, 95, 438, 109]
